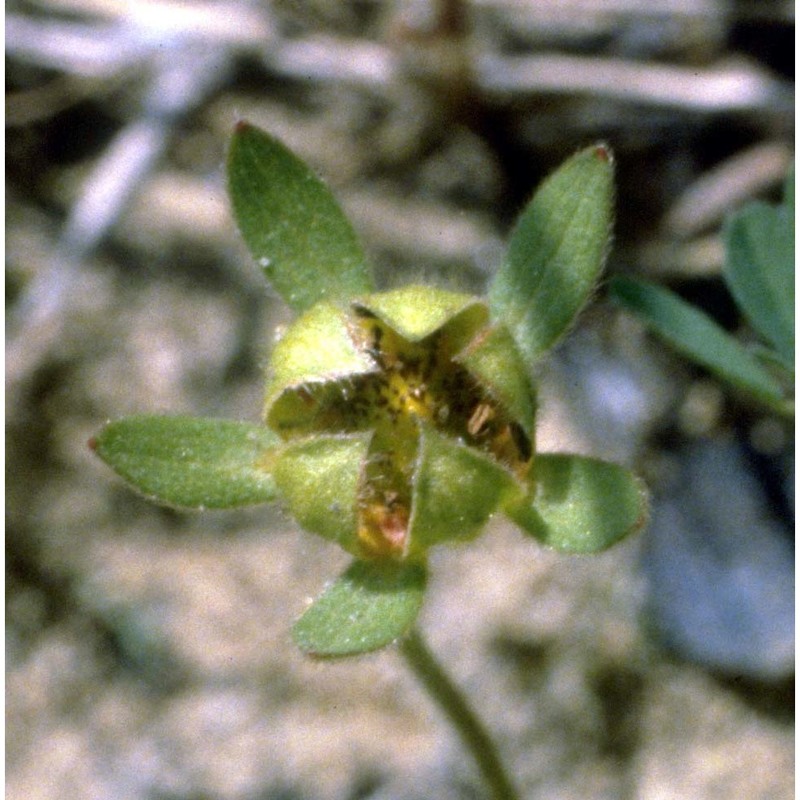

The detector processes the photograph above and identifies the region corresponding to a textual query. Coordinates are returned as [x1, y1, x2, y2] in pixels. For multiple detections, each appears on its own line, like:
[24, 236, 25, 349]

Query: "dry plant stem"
[399, 627, 521, 800]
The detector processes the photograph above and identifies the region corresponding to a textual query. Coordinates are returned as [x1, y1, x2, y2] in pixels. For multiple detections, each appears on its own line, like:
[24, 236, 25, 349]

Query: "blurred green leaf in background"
[610, 167, 794, 416]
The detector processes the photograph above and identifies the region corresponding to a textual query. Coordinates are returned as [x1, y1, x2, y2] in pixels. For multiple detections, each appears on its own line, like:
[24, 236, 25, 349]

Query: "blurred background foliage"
[6, 2, 794, 799]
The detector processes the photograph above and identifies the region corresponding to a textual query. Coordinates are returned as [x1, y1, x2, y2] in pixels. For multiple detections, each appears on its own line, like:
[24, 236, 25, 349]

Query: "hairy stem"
[398, 627, 521, 800]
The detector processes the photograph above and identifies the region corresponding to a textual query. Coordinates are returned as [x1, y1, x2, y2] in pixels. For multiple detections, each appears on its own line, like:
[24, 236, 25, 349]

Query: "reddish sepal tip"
[594, 144, 611, 162]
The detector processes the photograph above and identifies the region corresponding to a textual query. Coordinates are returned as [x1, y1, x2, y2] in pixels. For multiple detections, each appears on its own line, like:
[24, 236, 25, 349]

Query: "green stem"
[398, 627, 521, 800]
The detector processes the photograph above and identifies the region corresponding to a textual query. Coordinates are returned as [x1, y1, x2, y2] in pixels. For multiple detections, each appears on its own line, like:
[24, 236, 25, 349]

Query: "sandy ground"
[7, 2, 793, 798]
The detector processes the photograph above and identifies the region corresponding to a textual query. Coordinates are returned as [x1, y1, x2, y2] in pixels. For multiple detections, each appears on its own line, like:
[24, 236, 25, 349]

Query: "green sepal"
[227, 122, 374, 312]
[506, 454, 647, 553]
[292, 559, 427, 657]
[353, 285, 487, 345]
[272, 433, 371, 556]
[264, 302, 377, 431]
[489, 144, 614, 367]
[723, 190, 794, 368]
[455, 323, 536, 441]
[609, 276, 789, 412]
[91, 415, 281, 509]
[407, 424, 522, 557]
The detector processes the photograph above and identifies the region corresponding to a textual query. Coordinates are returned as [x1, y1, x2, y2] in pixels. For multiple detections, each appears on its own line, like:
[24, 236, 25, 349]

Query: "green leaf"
[723, 195, 794, 367]
[227, 122, 374, 312]
[489, 145, 614, 366]
[92, 415, 281, 509]
[272, 433, 371, 556]
[293, 559, 427, 657]
[506, 454, 647, 553]
[609, 276, 788, 410]
[783, 165, 794, 215]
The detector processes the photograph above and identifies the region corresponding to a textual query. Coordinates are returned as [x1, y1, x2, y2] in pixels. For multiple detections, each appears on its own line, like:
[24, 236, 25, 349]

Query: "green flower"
[93, 123, 647, 657]
[266, 286, 533, 562]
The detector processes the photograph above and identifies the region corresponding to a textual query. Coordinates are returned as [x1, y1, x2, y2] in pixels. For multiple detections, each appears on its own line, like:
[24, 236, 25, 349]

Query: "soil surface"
[7, 2, 793, 799]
